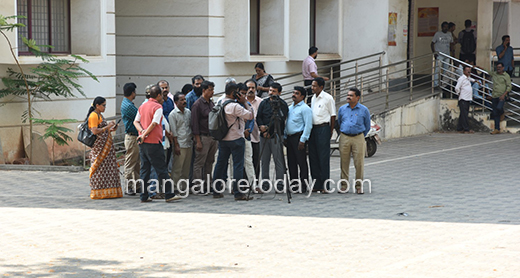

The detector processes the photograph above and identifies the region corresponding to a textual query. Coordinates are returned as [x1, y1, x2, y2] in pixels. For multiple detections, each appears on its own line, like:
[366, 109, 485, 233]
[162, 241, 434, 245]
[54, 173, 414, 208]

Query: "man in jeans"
[134, 85, 181, 203]
[431, 22, 453, 88]
[191, 81, 218, 193]
[489, 62, 512, 134]
[212, 83, 254, 201]
[121, 82, 140, 195]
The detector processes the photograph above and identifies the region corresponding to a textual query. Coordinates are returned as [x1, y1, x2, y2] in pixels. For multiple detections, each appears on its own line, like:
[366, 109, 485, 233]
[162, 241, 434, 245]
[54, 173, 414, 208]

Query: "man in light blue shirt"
[284, 86, 313, 193]
[337, 87, 371, 194]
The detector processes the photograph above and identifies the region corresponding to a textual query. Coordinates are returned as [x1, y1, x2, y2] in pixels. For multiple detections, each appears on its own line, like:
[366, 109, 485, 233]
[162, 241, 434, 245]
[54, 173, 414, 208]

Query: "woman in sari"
[86, 97, 123, 199]
[252, 62, 275, 98]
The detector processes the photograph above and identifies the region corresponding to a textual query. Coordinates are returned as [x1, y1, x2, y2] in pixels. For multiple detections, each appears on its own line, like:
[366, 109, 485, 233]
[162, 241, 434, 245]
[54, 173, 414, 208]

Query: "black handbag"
[77, 120, 97, 147]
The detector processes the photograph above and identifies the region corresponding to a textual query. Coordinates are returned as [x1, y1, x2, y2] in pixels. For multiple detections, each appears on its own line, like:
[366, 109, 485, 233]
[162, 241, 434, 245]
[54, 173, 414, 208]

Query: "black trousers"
[251, 141, 260, 179]
[304, 80, 313, 104]
[286, 133, 309, 192]
[457, 99, 470, 131]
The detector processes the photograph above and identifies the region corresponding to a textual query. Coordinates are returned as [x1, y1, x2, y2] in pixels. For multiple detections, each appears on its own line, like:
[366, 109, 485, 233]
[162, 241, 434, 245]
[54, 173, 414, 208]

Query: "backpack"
[208, 100, 238, 141]
[461, 30, 476, 54]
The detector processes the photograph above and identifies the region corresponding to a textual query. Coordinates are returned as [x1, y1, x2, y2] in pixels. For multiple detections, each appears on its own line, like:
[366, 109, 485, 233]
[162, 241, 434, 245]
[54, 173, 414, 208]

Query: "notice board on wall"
[417, 7, 439, 37]
[388, 12, 397, 46]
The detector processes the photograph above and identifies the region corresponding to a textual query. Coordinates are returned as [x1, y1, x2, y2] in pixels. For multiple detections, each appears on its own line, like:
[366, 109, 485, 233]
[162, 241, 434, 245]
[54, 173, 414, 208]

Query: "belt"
[126, 132, 138, 136]
[313, 122, 329, 127]
[342, 132, 362, 137]
[288, 131, 303, 137]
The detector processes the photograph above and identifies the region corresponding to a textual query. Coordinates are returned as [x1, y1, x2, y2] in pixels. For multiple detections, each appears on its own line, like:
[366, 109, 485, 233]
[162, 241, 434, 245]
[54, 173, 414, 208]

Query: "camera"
[269, 94, 282, 113]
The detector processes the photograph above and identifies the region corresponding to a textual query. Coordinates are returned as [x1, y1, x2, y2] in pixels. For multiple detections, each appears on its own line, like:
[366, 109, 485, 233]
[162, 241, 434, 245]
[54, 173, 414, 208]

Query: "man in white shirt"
[309, 77, 336, 192]
[455, 65, 474, 134]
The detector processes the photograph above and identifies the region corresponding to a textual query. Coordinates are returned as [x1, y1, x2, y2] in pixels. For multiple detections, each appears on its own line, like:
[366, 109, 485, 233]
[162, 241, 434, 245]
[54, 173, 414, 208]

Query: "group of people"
[85, 53, 372, 202]
[431, 20, 515, 135]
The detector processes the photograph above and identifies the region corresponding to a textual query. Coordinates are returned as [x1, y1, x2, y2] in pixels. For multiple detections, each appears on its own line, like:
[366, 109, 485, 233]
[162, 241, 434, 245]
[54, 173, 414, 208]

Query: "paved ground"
[1, 132, 519, 277]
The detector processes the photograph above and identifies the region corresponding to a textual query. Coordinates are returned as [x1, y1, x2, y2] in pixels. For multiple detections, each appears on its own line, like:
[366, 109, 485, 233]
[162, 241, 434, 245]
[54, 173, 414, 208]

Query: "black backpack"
[208, 100, 238, 141]
[461, 30, 476, 54]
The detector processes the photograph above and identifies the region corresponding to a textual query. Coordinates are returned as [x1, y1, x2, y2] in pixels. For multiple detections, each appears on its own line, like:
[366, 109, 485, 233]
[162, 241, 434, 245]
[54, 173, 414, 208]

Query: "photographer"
[212, 83, 255, 201]
[256, 83, 289, 190]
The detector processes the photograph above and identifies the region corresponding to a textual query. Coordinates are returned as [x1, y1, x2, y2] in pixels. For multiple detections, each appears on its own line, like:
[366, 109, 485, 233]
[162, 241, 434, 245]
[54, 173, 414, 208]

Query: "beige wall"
[0, 0, 116, 163]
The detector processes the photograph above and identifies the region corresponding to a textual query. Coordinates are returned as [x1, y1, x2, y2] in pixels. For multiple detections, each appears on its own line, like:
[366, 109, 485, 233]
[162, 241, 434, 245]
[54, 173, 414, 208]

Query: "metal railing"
[277, 51, 386, 103]
[438, 52, 520, 124]
[83, 116, 126, 168]
[277, 50, 442, 115]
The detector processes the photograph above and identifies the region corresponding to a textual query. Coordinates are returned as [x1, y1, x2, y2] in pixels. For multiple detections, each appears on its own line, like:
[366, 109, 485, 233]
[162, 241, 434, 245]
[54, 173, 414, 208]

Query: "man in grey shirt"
[168, 92, 192, 193]
[431, 21, 453, 88]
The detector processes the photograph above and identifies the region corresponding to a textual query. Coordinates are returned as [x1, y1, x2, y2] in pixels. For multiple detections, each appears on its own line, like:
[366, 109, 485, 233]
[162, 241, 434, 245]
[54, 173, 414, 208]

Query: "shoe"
[166, 195, 182, 202]
[141, 197, 152, 203]
[457, 130, 465, 134]
[490, 129, 500, 135]
[152, 193, 165, 199]
[338, 187, 349, 194]
[356, 188, 364, 194]
[235, 195, 254, 201]
[213, 193, 224, 199]
[125, 190, 136, 196]
[464, 130, 475, 134]
[253, 187, 265, 194]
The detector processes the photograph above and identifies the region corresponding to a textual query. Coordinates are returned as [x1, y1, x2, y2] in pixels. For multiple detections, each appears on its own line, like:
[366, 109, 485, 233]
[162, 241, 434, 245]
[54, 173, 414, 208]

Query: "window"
[17, 0, 71, 55]
[250, 0, 260, 54]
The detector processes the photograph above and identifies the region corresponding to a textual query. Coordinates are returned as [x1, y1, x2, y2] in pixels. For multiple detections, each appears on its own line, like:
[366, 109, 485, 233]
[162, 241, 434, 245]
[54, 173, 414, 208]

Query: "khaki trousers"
[339, 133, 365, 189]
[172, 147, 193, 191]
[124, 134, 140, 190]
[193, 135, 218, 186]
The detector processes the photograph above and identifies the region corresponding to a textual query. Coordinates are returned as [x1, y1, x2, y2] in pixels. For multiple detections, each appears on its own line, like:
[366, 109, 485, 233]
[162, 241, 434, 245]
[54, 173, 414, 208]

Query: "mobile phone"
[116, 119, 122, 125]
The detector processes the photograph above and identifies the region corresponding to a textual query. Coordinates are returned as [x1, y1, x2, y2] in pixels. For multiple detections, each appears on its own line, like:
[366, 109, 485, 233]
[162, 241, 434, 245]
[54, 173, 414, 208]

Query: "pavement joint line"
[364, 136, 520, 167]
[0, 194, 87, 199]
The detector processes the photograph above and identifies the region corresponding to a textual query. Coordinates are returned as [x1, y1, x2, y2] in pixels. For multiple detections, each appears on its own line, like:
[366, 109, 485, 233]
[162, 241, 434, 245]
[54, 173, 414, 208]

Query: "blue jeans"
[434, 55, 450, 87]
[472, 82, 492, 109]
[491, 98, 505, 130]
[213, 138, 246, 197]
[139, 143, 175, 201]
[308, 125, 331, 190]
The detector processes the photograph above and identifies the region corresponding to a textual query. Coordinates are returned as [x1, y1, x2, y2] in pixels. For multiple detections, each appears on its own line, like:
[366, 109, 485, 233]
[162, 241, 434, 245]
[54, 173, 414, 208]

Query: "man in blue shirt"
[159, 80, 175, 121]
[337, 87, 371, 194]
[121, 82, 140, 195]
[186, 75, 205, 109]
[496, 35, 515, 77]
[284, 86, 313, 193]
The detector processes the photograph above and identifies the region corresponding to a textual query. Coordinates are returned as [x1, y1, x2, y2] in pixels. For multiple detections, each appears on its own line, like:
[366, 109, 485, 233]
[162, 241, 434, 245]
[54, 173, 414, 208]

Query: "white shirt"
[168, 107, 192, 148]
[455, 74, 474, 101]
[311, 90, 336, 125]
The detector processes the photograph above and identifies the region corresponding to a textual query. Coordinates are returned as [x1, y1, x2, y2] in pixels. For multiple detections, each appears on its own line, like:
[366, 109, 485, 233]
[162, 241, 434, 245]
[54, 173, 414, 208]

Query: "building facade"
[0, 0, 518, 163]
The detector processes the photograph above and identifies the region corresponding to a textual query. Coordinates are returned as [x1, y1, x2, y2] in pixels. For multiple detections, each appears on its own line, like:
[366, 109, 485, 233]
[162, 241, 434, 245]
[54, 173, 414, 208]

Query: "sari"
[88, 114, 123, 199]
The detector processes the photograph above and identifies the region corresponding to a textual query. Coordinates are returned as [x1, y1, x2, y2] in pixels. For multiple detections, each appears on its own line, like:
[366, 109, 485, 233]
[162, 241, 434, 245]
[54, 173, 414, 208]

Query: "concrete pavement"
[1, 132, 519, 277]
